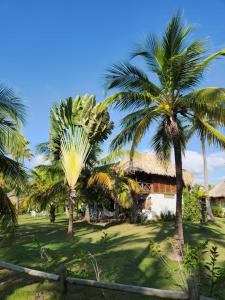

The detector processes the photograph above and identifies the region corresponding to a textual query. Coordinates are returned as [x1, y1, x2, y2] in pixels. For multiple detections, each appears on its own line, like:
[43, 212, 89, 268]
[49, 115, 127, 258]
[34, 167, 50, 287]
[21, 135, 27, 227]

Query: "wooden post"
[187, 275, 199, 300]
[58, 264, 67, 296]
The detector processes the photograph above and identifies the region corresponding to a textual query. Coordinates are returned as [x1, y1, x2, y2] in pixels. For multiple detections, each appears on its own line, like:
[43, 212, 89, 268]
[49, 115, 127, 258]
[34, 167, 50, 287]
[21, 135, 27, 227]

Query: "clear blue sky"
[1, 0, 225, 182]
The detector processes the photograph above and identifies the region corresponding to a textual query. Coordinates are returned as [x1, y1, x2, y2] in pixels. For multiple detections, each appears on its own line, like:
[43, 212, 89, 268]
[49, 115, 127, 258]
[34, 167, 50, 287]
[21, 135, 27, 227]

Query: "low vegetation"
[0, 215, 225, 299]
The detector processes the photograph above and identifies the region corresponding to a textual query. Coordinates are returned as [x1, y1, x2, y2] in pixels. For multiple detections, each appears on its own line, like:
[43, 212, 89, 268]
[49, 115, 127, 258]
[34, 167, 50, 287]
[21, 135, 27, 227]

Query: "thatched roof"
[116, 152, 194, 186]
[209, 181, 225, 198]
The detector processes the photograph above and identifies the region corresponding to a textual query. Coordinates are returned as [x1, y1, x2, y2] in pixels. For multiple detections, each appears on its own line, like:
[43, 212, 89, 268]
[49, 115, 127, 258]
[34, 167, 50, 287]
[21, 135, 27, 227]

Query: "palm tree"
[43, 95, 113, 236]
[201, 139, 214, 221]
[61, 128, 91, 236]
[0, 85, 27, 232]
[103, 13, 225, 246]
[189, 104, 225, 222]
[87, 149, 141, 221]
[88, 168, 140, 219]
[27, 162, 66, 223]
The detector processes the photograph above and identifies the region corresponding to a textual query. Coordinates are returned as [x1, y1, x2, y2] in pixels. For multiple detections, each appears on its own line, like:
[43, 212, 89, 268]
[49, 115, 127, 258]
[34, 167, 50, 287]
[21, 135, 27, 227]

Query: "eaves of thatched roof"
[116, 152, 194, 186]
[209, 181, 225, 198]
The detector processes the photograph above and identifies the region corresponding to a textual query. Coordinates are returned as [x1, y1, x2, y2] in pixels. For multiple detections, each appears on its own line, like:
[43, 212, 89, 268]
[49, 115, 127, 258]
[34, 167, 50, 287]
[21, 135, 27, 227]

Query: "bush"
[160, 211, 175, 221]
[212, 205, 224, 218]
[139, 213, 151, 224]
[183, 188, 201, 222]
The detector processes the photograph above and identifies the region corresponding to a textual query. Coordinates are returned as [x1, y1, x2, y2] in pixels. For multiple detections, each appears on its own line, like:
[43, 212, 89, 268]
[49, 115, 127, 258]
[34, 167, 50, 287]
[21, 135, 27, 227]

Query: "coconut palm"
[201, 139, 214, 221]
[103, 13, 225, 245]
[0, 84, 27, 231]
[87, 149, 141, 221]
[88, 168, 140, 217]
[27, 162, 66, 223]
[189, 115, 223, 222]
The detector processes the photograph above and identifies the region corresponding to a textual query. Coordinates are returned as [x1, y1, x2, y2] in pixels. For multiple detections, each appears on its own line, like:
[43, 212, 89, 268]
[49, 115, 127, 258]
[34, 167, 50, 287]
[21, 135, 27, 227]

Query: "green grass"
[0, 215, 225, 300]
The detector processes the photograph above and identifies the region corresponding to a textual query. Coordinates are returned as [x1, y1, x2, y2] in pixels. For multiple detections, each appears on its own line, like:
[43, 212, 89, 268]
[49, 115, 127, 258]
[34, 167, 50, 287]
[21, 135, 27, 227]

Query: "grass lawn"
[0, 215, 225, 300]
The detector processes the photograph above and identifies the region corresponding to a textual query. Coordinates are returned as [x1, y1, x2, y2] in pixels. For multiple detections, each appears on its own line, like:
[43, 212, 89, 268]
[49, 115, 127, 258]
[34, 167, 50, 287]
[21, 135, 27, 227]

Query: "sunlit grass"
[0, 215, 224, 299]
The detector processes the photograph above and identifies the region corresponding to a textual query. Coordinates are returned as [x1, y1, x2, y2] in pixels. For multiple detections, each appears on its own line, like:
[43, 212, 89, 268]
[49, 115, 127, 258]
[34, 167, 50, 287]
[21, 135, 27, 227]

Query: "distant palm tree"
[27, 161, 66, 223]
[103, 13, 225, 246]
[189, 115, 223, 222]
[0, 85, 27, 231]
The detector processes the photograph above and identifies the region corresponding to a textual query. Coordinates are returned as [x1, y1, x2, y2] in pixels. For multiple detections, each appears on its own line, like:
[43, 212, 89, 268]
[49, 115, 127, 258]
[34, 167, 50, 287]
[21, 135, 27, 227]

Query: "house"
[116, 152, 194, 218]
[209, 181, 225, 207]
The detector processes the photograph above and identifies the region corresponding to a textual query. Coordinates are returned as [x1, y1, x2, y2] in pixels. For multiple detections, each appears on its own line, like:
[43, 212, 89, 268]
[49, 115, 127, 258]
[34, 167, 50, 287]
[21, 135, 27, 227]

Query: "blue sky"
[1, 0, 225, 183]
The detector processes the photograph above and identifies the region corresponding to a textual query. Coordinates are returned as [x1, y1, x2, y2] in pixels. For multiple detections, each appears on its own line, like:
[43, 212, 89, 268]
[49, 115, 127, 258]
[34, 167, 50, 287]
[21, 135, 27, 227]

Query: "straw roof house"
[115, 152, 194, 218]
[116, 152, 194, 186]
[209, 181, 225, 198]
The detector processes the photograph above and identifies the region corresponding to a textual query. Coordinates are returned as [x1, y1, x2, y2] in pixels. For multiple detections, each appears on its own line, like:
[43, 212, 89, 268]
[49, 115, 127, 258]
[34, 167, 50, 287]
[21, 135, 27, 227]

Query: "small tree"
[60, 128, 91, 237]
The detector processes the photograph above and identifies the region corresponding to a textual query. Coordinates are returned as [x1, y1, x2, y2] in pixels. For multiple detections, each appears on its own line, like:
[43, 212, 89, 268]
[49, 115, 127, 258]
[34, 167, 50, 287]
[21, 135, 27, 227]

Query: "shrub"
[183, 188, 201, 222]
[160, 211, 175, 221]
[212, 205, 224, 218]
[149, 239, 225, 298]
[99, 231, 112, 245]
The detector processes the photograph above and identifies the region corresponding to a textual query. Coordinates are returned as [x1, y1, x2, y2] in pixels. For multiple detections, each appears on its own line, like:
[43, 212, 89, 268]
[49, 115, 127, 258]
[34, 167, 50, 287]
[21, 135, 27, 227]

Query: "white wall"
[148, 193, 176, 216]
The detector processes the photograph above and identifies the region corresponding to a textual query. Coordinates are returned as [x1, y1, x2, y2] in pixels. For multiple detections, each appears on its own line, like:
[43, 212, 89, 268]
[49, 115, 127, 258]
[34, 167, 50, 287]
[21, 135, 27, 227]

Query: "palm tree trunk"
[67, 189, 74, 237]
[201, 139, 215, 222]
[16, 196, 19, 218]
[173, 136, 184, 246]
[49, 203, 56, 223]
[130, 193, 138, 223]
[84, 204, 90, 223]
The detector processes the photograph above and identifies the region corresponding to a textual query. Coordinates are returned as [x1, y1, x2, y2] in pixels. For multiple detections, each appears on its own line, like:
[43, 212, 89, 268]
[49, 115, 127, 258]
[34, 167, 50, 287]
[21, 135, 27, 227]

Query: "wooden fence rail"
[0, 261, 215, 300]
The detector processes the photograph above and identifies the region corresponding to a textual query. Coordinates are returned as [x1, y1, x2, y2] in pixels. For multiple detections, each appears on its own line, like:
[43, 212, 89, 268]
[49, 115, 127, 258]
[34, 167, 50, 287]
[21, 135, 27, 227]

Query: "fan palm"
[50, 95, 113, 160]
[0, 85, 27, 231]
[103, 13, 225, 245]
[45, 95, 113, 236]
[60, 127, 91, 236]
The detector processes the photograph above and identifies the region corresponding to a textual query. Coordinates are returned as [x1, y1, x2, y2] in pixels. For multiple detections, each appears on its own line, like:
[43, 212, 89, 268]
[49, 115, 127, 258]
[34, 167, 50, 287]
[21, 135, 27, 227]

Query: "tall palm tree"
[201, 139, 213, 220]
[103, 13, 225, 246]
[190, 117, 220, 221]
[0, 85, 27, 231]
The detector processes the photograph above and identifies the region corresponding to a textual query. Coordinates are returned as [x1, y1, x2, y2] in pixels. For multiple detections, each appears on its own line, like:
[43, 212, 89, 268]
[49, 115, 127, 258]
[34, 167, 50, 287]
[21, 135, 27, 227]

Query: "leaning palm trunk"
[173, 136, 184, 246]
[201, 139, 215, 222]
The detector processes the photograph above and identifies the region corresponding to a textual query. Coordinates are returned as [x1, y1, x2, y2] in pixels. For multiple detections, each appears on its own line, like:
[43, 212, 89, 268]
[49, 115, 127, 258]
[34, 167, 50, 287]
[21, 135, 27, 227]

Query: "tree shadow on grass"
[0, 217, 225, 299]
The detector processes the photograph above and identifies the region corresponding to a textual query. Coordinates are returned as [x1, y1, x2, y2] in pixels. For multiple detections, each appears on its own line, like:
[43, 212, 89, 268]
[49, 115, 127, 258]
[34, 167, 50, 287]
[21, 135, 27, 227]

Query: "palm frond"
[0, 84, 26, 124]
[0, 154, 27, 187]
[105, 62, 160, 95]
[99, 149, 131, 165]
[0, 187, 17, 232]
[61, 127, 91, 189]
[88, 172, 114, 190]
[102, 91, 155, 112]
[36, 142, 50, 156]
[197, 118, 225, 147]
